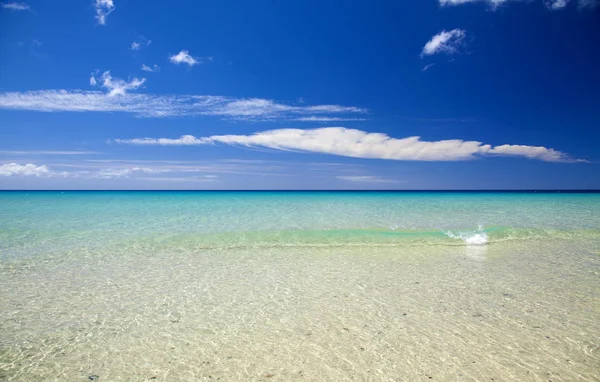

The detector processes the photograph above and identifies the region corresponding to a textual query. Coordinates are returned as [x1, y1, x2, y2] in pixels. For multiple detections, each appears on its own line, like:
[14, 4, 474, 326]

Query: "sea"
[1, 191, 599, 381]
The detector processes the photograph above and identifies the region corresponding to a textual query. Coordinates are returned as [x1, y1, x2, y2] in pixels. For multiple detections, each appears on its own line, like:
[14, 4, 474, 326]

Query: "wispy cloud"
[137, 175, 218, 182]
[0, 90, 366, 119]
[115, 127, 582, 163]
[131, 38, 151, 51]
[92, 167, 167, 179]
[439, 0, 598, 9]
[94, 0, 115, 25]
[336, 175, 398, 183]
[90, 71, 146, 96]
[293, 116, 367, 122]
[1, 2, 30, 10]
[422, 29, 466, 57]
[421, 63, 436, 72]
[169, 50, 206, 67]
[141, 64, 160, 72]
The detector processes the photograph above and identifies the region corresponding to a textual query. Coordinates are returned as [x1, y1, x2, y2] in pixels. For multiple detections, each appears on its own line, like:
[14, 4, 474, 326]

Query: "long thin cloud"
[439, 0, 598, 9]
[0, 150, 98, 155]
[114, 127, 583, 162]
[0, 90, 366, 119]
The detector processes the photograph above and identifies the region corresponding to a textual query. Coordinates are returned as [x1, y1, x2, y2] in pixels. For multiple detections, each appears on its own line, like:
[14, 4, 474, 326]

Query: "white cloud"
[440, 0, 597, 9]
[94, 0, 115, 25]
[0, 163, 50, 176]
[131, 42, 141, 51]
[422, 29, 466, 57]
[487, 144, 580, 162]
[0, 90, 366, 119]
[1, 2, 30, 10]
[90, 71, 146, 96]
[336, 176, 398, 183]
[115, 127, 580, 163]
[422, 63, 436, 72]
[169, 50, 200, 66]
[141, 64, 160, 72]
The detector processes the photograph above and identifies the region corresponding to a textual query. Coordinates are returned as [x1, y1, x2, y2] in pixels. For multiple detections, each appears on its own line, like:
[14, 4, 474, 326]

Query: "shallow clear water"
[1, 191, 599, 381]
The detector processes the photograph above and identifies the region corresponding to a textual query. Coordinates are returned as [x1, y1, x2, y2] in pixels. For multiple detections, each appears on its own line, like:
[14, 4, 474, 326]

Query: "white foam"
[444, 225, 488, 245]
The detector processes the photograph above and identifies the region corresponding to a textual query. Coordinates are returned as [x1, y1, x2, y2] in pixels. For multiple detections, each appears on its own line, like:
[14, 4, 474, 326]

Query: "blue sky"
[0, 0, 599, 190]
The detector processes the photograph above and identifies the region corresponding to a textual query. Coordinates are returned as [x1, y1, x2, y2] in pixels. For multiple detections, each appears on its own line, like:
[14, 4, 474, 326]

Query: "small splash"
[444, 224, 488, 245]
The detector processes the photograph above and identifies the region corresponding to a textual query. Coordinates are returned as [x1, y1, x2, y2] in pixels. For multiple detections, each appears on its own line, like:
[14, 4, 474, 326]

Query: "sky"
[0, 0, 599, 190]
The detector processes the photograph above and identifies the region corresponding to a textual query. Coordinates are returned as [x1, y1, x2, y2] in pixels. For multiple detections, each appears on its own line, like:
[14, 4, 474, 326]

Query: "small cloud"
[94, 0, 115, 25]
[422, 63, 436, 72]
[1, 2, 30, 10]
[422, 29, 467, 57]
[169, 50, 200, 66]
[0, 163, 50, 177]
[141, 64, 160, 72]
[130, 37, 151, 51]
[90, 71, 146, 96]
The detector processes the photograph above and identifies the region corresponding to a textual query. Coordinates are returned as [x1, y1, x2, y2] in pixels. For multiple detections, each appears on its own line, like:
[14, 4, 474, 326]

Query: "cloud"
[1, 2, 30, 10]
[94, 0, 115, 25]
[439, 0, 597, 9]
[141, 64, 160, 72]
[486, 144, 583, 162]
[336, 175, 398, 183]
[90, 71, 146, 96]
[0, 90, 366, 119]
[422, 29, 466, 57]
[92, 167, 166, 179]
[0, 163, 50, 176]
[131, 38, 151, 51]
[439, 0, 510, 6]
[115, 127, 580, 163]
[137, 175, 218, 182]
[169, 50, 200, 66]
[293, 116, 366, 122]
[421, 63, 436, 72]
[0, 150, 98, 155]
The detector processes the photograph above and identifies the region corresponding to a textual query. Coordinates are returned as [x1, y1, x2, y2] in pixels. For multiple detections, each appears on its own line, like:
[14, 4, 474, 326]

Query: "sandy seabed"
[1, 239, 599, 381]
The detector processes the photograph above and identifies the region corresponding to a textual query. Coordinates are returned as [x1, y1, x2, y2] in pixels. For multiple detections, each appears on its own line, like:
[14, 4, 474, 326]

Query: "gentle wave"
[2, 226, 600, 260]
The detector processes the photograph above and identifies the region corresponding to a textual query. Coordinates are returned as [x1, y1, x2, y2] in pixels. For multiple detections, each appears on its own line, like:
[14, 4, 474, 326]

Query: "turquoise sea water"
[1, 191, 599, 256]
[1, 191, 600, 381]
